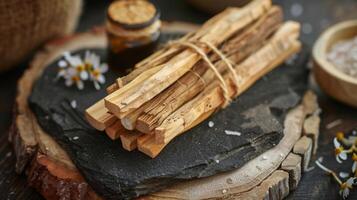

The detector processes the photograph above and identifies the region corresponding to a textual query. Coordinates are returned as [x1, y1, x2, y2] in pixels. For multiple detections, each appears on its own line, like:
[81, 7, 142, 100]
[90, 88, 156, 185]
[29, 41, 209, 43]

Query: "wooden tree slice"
[9, 23, 320, 200]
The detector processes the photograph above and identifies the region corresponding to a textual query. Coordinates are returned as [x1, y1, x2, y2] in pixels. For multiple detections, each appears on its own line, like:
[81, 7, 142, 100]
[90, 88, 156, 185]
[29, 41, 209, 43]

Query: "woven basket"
[0, 0, 82, 72]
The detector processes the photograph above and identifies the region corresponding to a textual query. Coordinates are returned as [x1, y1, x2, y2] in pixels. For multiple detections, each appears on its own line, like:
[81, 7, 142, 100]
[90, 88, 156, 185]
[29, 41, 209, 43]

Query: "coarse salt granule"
[327, 36, 357, 78]
[224, 130, 241, 136]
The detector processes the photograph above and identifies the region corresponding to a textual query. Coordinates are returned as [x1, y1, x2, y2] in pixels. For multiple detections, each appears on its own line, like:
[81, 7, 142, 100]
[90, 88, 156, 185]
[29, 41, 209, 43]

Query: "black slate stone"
[28, 41, 309, 199]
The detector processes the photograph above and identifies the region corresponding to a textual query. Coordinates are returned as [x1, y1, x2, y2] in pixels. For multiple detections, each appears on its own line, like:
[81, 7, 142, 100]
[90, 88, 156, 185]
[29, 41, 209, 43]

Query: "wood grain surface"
[1, 0, 357, 199]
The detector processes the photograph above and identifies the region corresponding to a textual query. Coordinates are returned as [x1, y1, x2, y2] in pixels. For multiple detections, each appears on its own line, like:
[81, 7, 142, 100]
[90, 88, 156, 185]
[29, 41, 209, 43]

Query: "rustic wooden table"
[0, 0, 356, 199]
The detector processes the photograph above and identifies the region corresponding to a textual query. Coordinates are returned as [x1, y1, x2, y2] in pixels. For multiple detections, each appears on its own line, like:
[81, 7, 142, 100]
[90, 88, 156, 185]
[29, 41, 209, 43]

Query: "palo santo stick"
[135, 7, 283, 133]
[85, 65, 163, 130]
[142, 40, 301, 157]
[104, 0, 272, 116]
[85, 100, 116, 131]
[105, 121, 125, 140]
[155, 22, 301, 144]
[136, 22, 301, 157]
[119, 131, 143, 151]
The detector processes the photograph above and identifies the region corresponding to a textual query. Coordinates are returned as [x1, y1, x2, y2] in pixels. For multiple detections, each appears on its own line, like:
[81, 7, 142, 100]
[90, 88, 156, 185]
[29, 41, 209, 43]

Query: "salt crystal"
[327, 36, 357, 78]
[290, 3, 303, 17]
[318, 156, 324, 162]
[215, 159, 220, 164]
[224, 130, 241, 136]
[222, 189, 227, 194]
[208, 121, 214, 128]
[73, 136, 79, 140]
[70, 100, 77, 109]
[261, 155, 268, 161]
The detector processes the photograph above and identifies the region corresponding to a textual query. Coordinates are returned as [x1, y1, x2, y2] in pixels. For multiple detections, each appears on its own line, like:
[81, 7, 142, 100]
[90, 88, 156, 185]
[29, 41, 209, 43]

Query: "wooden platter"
[9, 23, 321, 200]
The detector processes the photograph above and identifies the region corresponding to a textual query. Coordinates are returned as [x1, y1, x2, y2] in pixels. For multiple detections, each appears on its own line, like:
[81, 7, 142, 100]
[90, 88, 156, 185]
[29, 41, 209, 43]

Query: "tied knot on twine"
[168, 39, 240, 107]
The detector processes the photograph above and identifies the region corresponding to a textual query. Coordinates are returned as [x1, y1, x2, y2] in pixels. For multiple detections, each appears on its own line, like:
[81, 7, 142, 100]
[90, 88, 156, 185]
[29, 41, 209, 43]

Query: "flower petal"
[80, 71, 89, 80]
[57, 70, 66, 78]
[340, 152, 348, 160]
[340, 172, 350, 178]
[77, 81, 84, 90]
[97, 74, 106, 84]
[94, 81, 101, 90]
[336, 156, 342, 163]
[58, 60, 67, 68]
[343, 188, 349, 199]
[334, 137, 341, 148]
[347, 177, 356, 186]
[100, 63, 108, 73]
[65, 78, 73, 87]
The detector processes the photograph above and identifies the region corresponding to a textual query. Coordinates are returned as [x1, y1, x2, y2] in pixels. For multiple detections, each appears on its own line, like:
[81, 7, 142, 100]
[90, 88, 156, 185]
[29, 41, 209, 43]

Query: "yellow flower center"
[353, 153, 357, 161]
[76, 65, 85, 72]
[85, 63, 93, 71]
[336, 132, 345, 141]
[335, 147, 344, 155]
[92, 70, 100, 77]
[72, 76, 80, 82]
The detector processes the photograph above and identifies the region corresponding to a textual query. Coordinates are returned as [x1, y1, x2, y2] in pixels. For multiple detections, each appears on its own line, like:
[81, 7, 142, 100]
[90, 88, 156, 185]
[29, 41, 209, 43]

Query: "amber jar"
[106, 0, 161, 72]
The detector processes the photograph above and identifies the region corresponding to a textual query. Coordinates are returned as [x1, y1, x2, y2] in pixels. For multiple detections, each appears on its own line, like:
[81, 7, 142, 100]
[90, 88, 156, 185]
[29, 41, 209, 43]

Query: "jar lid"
[107, 0, 160, 30]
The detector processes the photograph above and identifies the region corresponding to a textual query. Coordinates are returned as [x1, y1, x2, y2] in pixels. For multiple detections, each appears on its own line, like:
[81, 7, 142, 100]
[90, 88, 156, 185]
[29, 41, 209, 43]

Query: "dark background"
[1, 0, 357, 199]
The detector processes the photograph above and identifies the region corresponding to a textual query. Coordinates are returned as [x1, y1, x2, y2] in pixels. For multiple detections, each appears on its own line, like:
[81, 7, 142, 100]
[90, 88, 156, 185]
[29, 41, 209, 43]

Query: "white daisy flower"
[89, 61, 108, 90]
[63, 52, 88, 80]
[334, 137, 348, 163]
[339, 177, 356, 199]
[56, 51, 108, 90]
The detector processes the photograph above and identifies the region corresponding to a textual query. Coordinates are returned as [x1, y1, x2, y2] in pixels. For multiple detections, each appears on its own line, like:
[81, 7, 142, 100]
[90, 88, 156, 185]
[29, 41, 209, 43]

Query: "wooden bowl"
[313, 20, 357, 108]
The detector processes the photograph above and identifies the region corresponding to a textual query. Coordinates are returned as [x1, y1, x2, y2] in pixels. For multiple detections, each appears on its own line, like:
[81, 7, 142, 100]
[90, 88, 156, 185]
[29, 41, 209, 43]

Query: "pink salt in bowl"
[313, 20, 357, 108]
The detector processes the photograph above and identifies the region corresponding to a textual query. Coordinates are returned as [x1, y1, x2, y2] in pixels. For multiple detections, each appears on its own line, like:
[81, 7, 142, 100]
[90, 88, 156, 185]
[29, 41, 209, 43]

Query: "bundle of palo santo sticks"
[85, 0, 301, 158]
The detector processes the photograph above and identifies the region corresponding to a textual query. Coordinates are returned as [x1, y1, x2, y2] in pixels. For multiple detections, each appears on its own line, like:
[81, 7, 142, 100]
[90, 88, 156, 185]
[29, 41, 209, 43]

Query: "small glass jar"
[106, 0, 161, 72]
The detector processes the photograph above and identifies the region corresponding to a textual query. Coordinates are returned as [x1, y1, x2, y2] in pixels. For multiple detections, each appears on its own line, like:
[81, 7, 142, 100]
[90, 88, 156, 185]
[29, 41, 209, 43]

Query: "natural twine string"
[168, 40, 239, 106]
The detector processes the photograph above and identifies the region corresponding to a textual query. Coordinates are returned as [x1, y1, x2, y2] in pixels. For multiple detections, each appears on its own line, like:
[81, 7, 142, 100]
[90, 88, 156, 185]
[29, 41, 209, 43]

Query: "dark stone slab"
[28, 42, 308, 199]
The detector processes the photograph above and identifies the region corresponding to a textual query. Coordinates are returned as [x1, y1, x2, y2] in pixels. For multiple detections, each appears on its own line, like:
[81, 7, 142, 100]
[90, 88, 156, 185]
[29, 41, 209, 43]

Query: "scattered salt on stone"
[208, 121, 214, 128]
[73, 136, 79, 140]
[222, 189, 227, 194]
[261, 155, 268, 161]
[279, 153, 284, 158]
[327, 36, 357, 78]
[290, 3, 303, 17]
[318, 156, 324, 162]
[302, 23, 313, 34]
[224, 130, 241, 136]
[215, 159, 220, 164]
[70, 100, 77, 109]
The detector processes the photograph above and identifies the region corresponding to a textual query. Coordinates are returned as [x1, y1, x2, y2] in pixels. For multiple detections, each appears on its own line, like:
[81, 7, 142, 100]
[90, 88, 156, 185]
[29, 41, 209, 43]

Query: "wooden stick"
[135, 7, 283, 133]
[85, 65, 163, 130]
[85, 100, 116, 131]
[104, 0, 272, 116]
[138, 22, 301, 157]
[119, 131, 143, 151]
[105, 121, 124, 140]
